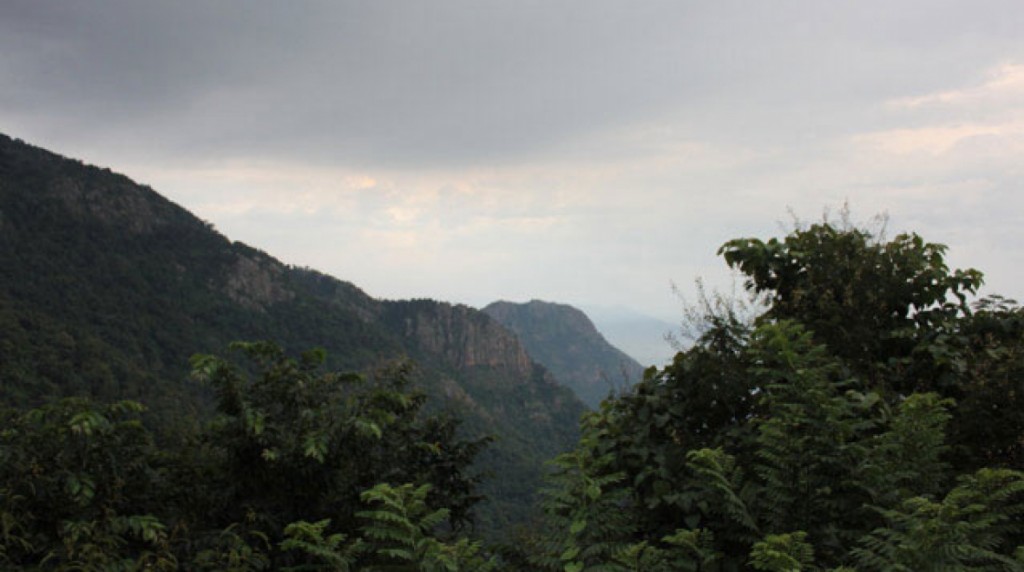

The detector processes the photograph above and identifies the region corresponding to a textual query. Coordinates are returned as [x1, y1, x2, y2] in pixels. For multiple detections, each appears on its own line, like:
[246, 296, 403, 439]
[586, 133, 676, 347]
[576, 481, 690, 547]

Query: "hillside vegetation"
[0, 133, 584, 535]
[2, 134, 1024, 570]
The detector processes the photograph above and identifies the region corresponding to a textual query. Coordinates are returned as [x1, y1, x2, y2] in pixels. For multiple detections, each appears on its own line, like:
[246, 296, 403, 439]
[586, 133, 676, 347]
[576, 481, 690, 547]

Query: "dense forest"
[3, 134, 1024, 570]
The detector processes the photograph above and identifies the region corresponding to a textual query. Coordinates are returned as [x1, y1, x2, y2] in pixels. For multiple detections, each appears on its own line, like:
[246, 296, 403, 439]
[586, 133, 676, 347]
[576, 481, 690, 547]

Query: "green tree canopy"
[521, 220, 1024, 571]
[719, 223, 983, 380]
[0, 342, 492, 570]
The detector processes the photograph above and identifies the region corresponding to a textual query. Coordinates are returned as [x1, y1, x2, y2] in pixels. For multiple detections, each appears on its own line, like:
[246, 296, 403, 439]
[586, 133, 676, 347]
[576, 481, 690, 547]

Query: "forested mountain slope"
[483, 300, 645, 408]
[0, 132, 585, 531]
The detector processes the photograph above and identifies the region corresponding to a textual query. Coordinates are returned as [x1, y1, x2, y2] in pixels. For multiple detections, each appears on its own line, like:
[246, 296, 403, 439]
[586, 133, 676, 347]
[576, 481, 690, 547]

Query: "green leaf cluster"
[522, 219, 1024, 570]
[0, 343, 491, 570]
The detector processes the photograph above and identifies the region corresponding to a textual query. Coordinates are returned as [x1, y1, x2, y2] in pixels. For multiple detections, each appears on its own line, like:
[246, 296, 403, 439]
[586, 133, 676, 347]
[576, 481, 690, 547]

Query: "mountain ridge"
[482, 299, 645, 408]
[0, 132, 585, 532]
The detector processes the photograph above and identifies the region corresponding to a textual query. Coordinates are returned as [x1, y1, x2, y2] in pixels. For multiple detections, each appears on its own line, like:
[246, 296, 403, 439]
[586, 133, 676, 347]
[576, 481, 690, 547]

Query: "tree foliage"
[526, 219, 1024, 570]
[0, 398, 176, 570]
[0, 342, 490, 570]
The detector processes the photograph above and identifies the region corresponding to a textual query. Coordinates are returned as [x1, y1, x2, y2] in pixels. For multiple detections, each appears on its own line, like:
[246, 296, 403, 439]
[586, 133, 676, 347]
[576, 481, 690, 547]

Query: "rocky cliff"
[385, 300, 533, 372]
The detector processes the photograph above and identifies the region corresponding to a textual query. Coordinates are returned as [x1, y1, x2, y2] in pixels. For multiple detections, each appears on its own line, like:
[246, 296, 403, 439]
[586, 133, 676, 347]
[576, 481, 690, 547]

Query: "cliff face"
[385, 300, 533, 373]
[483, 299, 646, 408]
[381, 296, 584, 452]
[225, 252, 296, 310]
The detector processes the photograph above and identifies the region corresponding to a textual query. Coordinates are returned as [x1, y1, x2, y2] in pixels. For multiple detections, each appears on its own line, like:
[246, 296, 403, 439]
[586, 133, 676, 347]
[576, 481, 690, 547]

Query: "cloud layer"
[3, 1, 1023, 336]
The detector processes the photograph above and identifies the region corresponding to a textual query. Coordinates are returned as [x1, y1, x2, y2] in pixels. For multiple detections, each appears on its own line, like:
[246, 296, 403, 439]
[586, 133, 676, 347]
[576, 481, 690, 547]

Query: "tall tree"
[719, 222, 982, 384]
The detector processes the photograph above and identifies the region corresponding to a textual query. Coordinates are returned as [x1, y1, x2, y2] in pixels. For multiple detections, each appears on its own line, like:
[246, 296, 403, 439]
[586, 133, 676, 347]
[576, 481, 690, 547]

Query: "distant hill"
[482, 300, 645, 408]
[0, 132, 586, 532]
[581, 305, 680, 368]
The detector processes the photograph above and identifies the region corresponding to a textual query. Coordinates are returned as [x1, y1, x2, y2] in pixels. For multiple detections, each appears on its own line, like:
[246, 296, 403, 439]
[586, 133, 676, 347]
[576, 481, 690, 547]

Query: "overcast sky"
[3, 1, 1024, 330]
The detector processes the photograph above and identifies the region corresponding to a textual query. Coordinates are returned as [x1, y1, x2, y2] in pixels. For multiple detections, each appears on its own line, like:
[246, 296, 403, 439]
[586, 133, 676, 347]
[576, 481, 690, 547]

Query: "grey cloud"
[4, 0, 1024, 318]
[5, 1, 1022, 169]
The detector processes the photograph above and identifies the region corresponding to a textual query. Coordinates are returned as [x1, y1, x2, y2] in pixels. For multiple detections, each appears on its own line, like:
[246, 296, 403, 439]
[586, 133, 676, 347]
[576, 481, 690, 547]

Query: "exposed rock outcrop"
[385, 300, 533, 374]
[224, 253, 295, 311]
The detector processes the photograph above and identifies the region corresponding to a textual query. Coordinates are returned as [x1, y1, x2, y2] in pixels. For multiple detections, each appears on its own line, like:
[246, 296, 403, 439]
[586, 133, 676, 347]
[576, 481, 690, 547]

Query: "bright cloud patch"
[854, 122, 1024, 155]
[889, 62, 1024, 108]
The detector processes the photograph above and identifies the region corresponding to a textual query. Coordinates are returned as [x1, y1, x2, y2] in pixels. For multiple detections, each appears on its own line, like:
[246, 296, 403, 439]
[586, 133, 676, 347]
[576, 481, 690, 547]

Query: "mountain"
[0, 133, 586, 532]
[482, 300, 645, 408]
